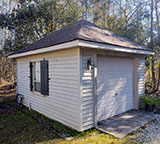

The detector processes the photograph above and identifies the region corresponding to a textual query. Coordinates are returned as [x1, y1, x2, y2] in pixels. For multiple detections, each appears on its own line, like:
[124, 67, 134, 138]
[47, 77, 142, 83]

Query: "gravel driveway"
[127, 117, 160, 144]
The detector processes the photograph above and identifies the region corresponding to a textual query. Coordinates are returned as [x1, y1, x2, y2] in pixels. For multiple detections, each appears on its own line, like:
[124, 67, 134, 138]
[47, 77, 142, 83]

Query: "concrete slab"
[97, 110, 160, 138]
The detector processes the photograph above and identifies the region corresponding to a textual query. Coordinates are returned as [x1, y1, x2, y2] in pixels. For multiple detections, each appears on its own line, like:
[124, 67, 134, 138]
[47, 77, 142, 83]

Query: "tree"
[150, 0, 156, 90]
[0, 0, 159, 89]
[155, 0, 160, 91]
[0, 0, 81, 53]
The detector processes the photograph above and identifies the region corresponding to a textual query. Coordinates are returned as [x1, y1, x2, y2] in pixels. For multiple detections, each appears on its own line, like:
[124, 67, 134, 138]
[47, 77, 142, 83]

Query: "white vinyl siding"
[17, 48, 80, 131]
[16, 46, 146, 132]
[138, 58, 145, 96]
[81, 49, 94, 131]
[80, 48, 145, 130]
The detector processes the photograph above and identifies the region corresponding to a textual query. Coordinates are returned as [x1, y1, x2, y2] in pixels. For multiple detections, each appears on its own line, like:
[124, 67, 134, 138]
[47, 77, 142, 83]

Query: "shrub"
[140, 95, 160, 112]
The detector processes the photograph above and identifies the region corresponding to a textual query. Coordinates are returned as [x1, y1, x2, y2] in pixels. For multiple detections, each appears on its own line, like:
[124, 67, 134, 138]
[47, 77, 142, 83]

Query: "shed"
[9, 20, 154, 131]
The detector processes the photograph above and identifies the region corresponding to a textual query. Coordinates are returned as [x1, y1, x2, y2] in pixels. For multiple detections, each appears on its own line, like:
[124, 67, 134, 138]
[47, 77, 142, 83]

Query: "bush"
[140, 95, 160, 112]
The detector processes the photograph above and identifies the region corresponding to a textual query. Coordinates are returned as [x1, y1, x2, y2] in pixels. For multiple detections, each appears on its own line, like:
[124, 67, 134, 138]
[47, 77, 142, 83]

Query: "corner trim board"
[133, 58, 139, 109]
[93, 52, 98, 127]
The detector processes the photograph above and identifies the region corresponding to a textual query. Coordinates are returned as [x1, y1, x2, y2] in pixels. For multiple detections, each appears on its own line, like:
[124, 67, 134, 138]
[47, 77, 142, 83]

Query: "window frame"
[30, 59, 49, 96]
[30, 59, 42, 94]
[33, 61, 41, 93]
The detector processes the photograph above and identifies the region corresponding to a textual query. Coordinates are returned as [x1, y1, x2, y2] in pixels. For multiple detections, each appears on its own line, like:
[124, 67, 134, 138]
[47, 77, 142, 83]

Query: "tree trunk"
[155, 0, 160, 91]
[157, 64, 160, 91]
[82, 0, 88, 20]
[151, 0, 156, 91]
[152, 57, 156, 90]
[93, 1, 99, 23]
[102, 0, 107, 28]
[84, 0, 88, 20]
[155, 0, 160, 45]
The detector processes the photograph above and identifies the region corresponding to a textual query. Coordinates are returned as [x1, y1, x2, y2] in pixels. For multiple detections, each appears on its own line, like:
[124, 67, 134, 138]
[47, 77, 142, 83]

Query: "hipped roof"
[15, 20, 152, 54]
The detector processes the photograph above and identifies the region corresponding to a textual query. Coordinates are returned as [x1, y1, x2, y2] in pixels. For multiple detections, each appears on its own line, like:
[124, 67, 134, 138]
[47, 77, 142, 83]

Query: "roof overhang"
[9, 40, 154, 59]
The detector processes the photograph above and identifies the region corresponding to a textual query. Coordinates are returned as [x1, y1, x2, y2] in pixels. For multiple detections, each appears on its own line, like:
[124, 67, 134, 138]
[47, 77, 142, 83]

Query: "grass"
[0, 85, 132, 144]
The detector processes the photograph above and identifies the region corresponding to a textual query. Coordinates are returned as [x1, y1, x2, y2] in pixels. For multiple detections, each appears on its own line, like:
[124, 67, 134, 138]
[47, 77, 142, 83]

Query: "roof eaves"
[9, 39, 154, 59]
[78, 39, 154, 55]
[77, 38, 153, 52]
[8, 40, 80, 58]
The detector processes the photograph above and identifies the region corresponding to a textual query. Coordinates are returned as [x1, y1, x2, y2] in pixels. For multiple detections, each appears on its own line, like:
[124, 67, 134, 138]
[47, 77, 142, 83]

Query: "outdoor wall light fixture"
[86, 57, 94, 71]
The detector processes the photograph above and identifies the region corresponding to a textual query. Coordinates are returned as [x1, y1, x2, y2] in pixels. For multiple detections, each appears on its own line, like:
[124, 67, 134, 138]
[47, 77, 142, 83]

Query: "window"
[29, 59, 49, 95]
[33, 61, 41, 92]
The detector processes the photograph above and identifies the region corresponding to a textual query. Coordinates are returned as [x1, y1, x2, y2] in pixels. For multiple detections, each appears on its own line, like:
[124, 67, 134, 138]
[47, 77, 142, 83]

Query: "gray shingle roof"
[15, 20, 152, 54]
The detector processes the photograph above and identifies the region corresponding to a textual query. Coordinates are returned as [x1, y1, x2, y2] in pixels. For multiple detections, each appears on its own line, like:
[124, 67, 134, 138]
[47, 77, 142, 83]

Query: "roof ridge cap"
[77, 20, 86, 36]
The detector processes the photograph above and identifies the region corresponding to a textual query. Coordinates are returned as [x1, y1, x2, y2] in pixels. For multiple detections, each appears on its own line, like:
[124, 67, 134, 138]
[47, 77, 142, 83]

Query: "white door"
[97, 55, 134, 122]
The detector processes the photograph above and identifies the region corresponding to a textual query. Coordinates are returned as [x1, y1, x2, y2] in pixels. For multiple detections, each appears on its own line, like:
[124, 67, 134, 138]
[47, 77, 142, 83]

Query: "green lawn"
[0, 85, 132, 144]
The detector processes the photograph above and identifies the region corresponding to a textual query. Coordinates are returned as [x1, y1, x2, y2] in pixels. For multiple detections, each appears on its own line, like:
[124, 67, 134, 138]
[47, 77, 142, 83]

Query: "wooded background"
[0, 0, 159, 92]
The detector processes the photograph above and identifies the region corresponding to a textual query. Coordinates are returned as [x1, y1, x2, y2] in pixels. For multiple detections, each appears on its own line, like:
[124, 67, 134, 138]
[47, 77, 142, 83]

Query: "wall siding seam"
[138, 59, 145, 97]
[81, 49, 95, 130]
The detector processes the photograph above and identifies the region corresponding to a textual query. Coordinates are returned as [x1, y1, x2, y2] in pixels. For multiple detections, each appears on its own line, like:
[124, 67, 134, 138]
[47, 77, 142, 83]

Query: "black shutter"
[29, 62, 33, 91]
[40, 59, 49, 95]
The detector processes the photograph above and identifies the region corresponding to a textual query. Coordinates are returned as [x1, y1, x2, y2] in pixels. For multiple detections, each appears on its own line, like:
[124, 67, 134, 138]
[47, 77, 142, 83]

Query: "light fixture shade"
[86, 57, 94, 70]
